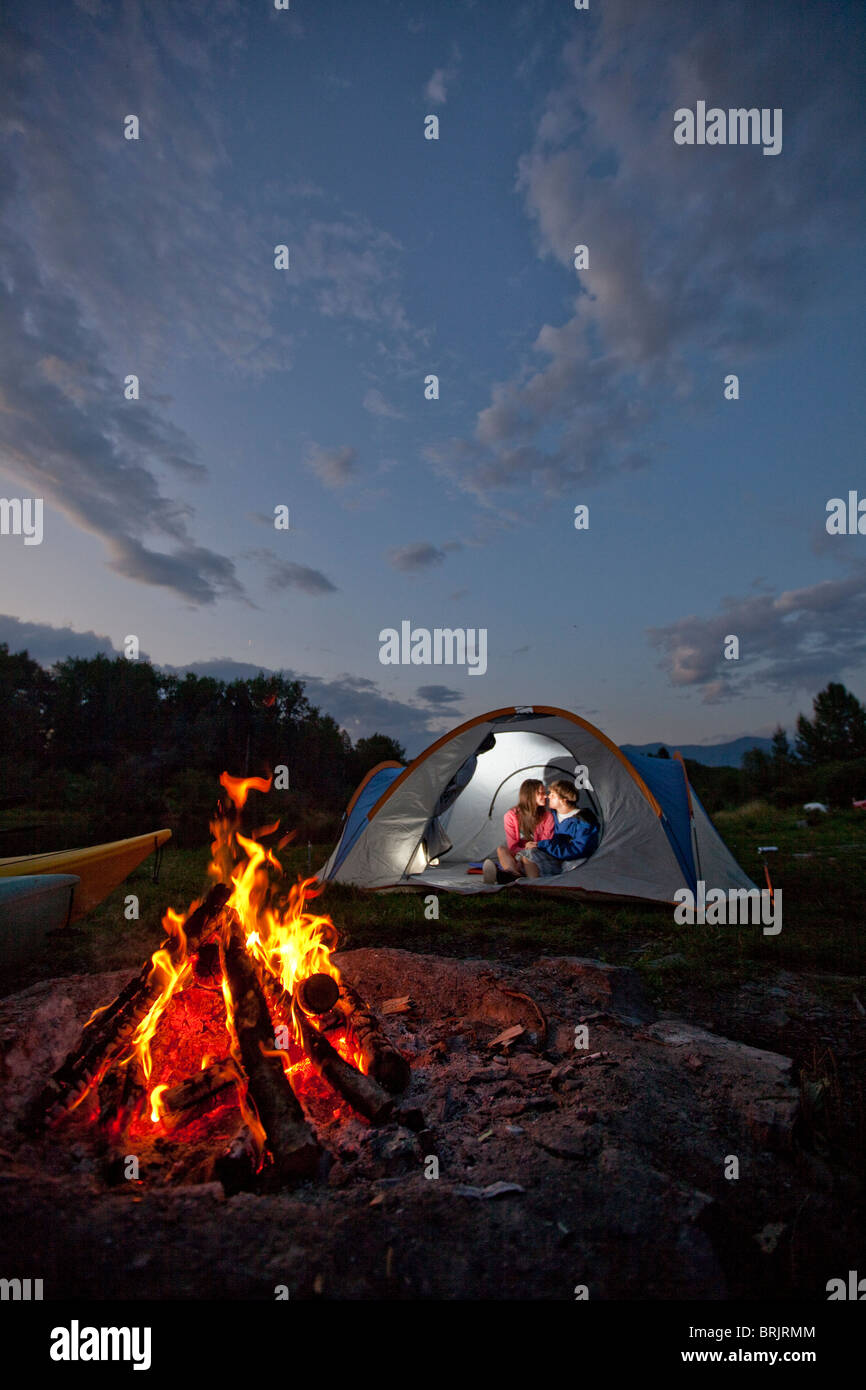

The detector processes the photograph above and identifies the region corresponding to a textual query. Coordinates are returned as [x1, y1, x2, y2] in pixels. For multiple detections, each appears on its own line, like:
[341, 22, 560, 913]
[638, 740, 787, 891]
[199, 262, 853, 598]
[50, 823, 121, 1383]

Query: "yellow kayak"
[0, 830, 172, 923]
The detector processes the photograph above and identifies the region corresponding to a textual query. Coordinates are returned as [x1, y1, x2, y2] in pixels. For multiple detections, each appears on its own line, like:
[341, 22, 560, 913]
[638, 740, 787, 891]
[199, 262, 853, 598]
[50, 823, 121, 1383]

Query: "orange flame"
[100, 768, 351, 1153]
[83, 1000, 113, 1030]
[122, 925, 193, 1084]
[209, 773, 363, 1068]
[149, 1083, 169, 1125]
[208, 778, 340, 1005]
[219, 772, 272, 811]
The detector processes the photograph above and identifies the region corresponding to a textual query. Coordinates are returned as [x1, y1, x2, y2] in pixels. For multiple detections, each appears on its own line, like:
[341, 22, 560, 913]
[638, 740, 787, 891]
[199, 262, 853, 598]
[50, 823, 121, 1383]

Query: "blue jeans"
[520, 847, 562, 877]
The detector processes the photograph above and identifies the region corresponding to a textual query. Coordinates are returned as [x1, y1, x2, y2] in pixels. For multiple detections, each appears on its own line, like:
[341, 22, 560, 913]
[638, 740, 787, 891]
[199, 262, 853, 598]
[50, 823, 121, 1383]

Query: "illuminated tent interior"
[319, 707, 756, 904]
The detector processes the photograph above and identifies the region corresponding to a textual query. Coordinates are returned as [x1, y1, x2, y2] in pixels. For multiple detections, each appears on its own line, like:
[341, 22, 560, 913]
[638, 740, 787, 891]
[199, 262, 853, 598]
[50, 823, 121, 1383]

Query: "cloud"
[304, 443, 358, 490]
[166, 661, 452, 752]
[425, 68, 450, 105]
[251, 551, 338, 595]
[0, 613, 126, 664]
[291, 220, 421, 345]
[429, 2, 865, 499]
[0, 615, 449, 755]
[162, 658, 276, 683]
[300, 673, 441, 754]
[0, 10, 261, 602]
[416, 684, 463, 705]
[648, 561, 866, 702]
[107, 537, 245, 604]
[0, 162, 246, 604]
[362, 387, 404, 419]
[387, 542, 447, 572]
[0, 5, 423, 601]
[425, 46, 461, 106]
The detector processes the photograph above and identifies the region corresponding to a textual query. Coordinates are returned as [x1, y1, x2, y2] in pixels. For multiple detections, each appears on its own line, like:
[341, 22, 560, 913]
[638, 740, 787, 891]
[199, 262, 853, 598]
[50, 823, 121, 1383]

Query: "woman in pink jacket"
[483, 780, 555, 884]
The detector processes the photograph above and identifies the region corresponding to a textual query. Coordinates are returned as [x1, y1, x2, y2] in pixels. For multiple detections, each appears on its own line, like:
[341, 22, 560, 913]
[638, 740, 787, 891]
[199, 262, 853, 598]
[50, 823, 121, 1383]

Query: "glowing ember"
[55, 768, 383, 1185]
[124, 945, 193, 1085]
[114, 768, 350, 1132]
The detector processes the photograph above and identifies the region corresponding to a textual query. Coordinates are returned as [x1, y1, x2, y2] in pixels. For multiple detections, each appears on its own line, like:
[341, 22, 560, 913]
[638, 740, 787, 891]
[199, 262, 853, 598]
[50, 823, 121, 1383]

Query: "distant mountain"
[620, 736, 776, 768]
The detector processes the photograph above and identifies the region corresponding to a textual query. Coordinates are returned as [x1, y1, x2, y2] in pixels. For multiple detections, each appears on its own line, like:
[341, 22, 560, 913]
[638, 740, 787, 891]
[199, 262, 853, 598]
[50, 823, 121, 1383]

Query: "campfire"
[35, 774, 412, 1192]
[2, 831, 816, 1301]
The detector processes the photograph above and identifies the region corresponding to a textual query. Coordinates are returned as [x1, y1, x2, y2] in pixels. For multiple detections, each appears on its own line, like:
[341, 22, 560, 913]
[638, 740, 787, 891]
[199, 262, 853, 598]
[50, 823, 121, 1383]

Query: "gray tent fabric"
[688, 788, 757, 895]
[320, 707, 756, 903]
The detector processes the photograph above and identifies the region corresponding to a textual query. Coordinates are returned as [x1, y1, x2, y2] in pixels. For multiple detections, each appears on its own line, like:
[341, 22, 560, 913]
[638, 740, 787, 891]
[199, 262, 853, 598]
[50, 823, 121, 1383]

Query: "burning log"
[97, 1054, 146, 1135]
[36, 883, 232, 1125]
[295, 973, 340, 1016]
[98, 1057, 148, 1184]
[292, 1001, 395, 1125]
[174, 882, 234, 951]
[193, 940, 222, 982]
[258, 965, 396, 1125]
[333, 983, 411, 1094]
[220, 913, 322, 1182]
[160, 1058, 240, 1117]
[212, 1124, 258, 1195]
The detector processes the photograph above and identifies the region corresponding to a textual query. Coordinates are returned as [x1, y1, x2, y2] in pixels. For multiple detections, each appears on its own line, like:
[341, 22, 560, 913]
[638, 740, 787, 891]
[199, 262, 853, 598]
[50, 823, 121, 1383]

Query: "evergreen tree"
[351, 733, 407, 781]
[795, 683, 866, 764]
[742, 746, 773, 796]
[770, 726, 793, 768]
[0, 643, 52, 793]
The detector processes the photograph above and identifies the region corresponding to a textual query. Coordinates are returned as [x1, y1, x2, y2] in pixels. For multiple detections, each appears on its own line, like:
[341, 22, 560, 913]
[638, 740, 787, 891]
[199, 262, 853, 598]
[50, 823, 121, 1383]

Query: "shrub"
[813, 759, 866, 808]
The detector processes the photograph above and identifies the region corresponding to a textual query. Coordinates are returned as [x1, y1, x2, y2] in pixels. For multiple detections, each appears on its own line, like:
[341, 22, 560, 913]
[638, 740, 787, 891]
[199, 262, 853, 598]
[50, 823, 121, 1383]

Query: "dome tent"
[319, 707, 757, 904]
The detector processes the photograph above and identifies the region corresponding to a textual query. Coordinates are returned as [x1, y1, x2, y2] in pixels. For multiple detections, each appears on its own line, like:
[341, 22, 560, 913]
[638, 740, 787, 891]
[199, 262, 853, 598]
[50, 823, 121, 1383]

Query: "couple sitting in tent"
[482, 778, 599, 885]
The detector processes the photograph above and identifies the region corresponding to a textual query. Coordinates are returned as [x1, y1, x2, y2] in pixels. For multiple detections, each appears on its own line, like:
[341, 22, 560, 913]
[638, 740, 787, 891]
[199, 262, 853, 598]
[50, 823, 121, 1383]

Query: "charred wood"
[334, 983, 411, 1093]
[219, 912, 321, 1182]
[295, 973, 340, 1016]
[161, 1058, 240, 1116]
[292, 1001, 395, 1125]
[212, 1124, 258, 1195]
[258, 966, 395, 1124]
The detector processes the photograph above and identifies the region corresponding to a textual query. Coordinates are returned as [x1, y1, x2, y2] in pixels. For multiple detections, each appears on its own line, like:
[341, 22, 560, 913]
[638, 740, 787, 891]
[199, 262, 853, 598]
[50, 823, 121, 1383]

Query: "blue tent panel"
[622, 751, 697, 892]
[330, 765, 405, 875]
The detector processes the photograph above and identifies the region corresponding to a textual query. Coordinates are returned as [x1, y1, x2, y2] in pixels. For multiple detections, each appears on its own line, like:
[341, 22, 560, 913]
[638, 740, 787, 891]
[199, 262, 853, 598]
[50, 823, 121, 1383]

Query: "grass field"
[4, 803, 864, 1010]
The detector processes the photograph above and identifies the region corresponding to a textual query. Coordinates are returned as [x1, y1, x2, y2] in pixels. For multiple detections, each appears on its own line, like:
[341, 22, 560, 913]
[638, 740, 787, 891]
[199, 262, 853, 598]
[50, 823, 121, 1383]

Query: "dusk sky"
[1, 0, 864, 756]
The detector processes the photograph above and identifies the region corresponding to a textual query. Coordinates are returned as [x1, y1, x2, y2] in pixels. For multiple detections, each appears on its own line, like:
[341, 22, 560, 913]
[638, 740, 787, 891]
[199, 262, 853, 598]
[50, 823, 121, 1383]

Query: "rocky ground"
[0, 948, 862, 1300]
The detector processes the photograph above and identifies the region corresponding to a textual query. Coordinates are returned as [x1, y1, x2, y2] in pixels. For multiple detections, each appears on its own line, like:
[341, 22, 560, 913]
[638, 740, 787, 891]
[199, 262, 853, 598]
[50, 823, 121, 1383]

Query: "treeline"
[0, 647, 405, 848]
[653, 683, 866, 813]
[3, 646, 864, 848]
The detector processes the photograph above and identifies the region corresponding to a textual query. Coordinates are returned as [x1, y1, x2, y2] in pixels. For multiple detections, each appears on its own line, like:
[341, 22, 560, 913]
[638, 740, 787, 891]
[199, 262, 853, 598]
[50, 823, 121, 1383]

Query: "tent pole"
[674, 752, 702, 884]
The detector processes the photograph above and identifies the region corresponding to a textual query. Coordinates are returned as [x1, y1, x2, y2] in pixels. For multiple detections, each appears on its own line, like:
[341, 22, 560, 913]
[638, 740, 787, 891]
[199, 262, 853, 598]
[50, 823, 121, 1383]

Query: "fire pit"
[33, 773, 412, 1194]
[0, 779, 845, 1301]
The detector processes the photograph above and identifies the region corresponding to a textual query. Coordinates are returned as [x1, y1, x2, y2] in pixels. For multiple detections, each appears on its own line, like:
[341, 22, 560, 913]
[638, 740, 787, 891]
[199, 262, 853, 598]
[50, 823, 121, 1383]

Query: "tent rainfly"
[319, 706, 757, 904]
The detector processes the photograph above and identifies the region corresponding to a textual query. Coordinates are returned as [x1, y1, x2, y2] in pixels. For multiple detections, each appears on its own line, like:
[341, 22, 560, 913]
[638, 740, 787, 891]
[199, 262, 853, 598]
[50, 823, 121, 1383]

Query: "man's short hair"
[549, 779, 578, 807]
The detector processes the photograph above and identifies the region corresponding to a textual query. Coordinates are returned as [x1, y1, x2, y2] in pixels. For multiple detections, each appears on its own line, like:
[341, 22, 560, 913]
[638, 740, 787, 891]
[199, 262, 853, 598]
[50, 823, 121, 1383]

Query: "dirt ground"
[0, 948, 862, 1300]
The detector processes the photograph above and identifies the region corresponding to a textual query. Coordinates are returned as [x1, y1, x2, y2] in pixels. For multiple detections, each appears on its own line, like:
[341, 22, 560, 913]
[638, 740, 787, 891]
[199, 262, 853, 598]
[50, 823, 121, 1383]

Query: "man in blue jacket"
[520, 779, 599, 878]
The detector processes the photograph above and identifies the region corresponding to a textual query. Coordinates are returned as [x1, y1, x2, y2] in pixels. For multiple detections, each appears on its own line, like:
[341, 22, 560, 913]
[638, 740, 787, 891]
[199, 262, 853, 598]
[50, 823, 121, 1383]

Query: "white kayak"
[0, 874, 80, 971]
